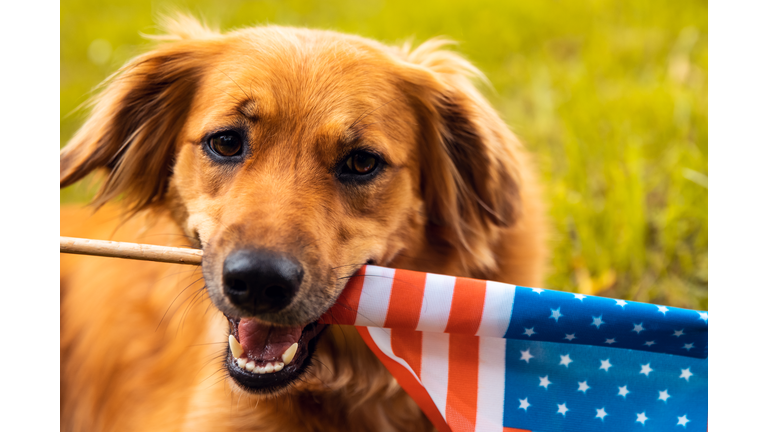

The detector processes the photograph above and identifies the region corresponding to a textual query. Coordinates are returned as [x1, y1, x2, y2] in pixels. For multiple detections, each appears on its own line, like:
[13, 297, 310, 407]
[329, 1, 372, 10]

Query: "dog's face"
[60, 20, 521, 394]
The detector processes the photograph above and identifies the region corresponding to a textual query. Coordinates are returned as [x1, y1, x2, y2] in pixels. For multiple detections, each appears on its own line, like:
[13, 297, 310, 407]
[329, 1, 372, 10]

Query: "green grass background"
[60, 0, 708, 310]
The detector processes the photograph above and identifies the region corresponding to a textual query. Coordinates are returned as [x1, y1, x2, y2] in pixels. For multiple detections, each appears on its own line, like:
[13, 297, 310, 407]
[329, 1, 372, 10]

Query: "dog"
[60, 15, 546, 431]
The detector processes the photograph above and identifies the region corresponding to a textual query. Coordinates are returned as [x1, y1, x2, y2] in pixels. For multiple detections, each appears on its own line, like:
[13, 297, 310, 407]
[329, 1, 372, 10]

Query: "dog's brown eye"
[209, 133, 243, 157]
[337, 150, 384, 183]
[345, 153, 377, 174]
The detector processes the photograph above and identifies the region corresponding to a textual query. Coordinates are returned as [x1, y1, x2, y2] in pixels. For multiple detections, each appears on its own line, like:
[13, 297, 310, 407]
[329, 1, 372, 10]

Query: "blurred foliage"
[61, 0, 708, 310]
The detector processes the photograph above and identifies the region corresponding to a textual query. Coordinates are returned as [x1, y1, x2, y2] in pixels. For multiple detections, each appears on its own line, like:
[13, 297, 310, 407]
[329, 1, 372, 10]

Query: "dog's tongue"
[237, 318, 302, 361]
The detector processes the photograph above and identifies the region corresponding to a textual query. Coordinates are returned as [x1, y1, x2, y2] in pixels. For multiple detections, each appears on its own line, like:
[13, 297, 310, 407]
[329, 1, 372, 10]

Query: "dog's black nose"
[222, 249, 304, 315]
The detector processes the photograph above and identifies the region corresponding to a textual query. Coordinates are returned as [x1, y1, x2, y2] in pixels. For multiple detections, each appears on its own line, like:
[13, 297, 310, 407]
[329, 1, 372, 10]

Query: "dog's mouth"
[225, 315, 327, 393]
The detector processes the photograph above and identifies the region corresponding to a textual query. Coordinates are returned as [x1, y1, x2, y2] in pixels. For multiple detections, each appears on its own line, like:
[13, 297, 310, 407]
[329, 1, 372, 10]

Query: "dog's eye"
[208, 132, 243, 157]
[337, 151, 383, 183]
[345, 152, 377, 175]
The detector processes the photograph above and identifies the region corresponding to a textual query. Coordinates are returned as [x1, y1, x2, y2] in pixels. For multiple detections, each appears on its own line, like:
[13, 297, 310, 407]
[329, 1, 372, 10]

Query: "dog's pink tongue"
[237, 318, 302, 361]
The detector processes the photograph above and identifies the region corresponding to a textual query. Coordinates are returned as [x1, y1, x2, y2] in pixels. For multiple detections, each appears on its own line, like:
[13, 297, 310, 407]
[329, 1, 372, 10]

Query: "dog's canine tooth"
[245, 361, 256, 372]
[282, 343, 298, 364]
[236, 358, 247, 369]
[229, 335, 244, 358]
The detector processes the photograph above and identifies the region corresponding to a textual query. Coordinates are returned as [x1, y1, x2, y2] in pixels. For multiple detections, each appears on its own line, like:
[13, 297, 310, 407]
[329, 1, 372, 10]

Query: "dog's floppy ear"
[396, 40, 523, 261]
[60, 17, 218, 212]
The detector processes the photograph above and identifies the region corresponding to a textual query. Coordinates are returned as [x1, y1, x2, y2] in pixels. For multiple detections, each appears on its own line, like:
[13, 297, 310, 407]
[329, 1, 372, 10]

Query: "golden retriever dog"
[60, 15, 546, 431]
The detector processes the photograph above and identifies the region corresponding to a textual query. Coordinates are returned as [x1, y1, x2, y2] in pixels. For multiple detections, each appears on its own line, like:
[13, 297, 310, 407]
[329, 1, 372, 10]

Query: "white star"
[632, 323, 645, 334]
[577, 380, 591, 393]
[680, 368, 694, 381]
[573, 293, 587, 301]
[538, 375, 552, 389]
[657, 305, 669, 315]
[698, 312, 708, 322]
[559, 354, 573, 368]
[523, 327, 536, 337]
[604, 338, 617, 345]
[557, 403, 569, 417]
[658, 389, 671, 402]
[564, 333, 577, 341]
[518, 398, 531, 411]
[532, 288, 544, 295]
[599, 359, 613, 372]
[640, 363, 653, 376]
[549, 307, 564, 322]
[595, 407, 608, 421]
[683, 343, 694, 351]
[617, 385, 630, 398]
[520, 349, 534, 363]
[615, 299, 628, 308]
[673, 329, 685, 337]
[677, 415, 690, 427]
[636, 412, 649, 425]
[591, 315, 605, 329]
[644, 340, 656, 347]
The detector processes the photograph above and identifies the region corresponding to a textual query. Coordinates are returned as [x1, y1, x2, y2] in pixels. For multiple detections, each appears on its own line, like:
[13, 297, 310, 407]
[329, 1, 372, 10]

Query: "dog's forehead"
[196, 31, 400, 122]
[185, 32, 414, 163]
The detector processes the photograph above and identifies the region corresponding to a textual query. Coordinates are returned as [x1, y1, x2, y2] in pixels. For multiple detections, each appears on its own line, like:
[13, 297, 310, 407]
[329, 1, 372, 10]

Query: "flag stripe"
[366, 326, 420, 381]
[445, 277, 487, 335]
[475, 337, 508, 432]
[417, 273, 456, 332]
[391, 328, 423, 378]
[446, 334, 480, 431]
[421, 332, 451, 417]
[354, 266, 395, 327]
[476, 281, 516, 337]
[356, 327, 451, 432]
[384, 268, 427, 330]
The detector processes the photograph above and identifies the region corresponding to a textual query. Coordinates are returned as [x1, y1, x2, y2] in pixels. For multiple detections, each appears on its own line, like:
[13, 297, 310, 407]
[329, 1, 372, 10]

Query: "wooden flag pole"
[60, 236, 203, 266]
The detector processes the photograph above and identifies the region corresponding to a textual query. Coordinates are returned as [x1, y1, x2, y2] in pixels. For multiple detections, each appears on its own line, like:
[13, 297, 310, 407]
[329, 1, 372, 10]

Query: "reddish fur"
[61, 15, 546, 432]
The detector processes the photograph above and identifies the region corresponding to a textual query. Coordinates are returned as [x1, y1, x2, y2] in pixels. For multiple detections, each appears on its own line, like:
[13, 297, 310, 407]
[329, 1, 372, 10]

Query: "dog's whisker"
[156, 276, 206, 331]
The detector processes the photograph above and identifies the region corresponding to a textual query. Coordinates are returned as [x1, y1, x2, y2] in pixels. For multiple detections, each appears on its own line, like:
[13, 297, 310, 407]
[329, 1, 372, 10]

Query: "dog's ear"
[396, 40, 523, 257]
[60, 17, 218, 212]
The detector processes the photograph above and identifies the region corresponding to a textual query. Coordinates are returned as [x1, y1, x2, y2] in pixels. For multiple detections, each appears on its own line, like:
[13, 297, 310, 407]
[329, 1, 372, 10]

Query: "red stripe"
[391, 328, 423, 379]
[445, 334, 480, 431]
[384, 268, 427, 330]
[503, 428, 532, 432]
[318, 266, 366, 325]
[356, 327, 451, 432]
[444, 277, 486, 335]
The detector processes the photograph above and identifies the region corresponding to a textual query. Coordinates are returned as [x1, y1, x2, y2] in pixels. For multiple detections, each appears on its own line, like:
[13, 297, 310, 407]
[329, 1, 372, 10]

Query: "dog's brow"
[345, 122, 373, 144]
[238, 100, 259, 120]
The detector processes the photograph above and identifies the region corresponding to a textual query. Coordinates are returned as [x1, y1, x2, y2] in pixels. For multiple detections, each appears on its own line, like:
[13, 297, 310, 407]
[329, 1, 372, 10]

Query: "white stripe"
[366, 327, 420, 381]
[354, 266, 395, 327]
[476, 281, 516, 337]
[475, 337, 507, 432]
[416, 273, 456, 333]
[420, 332, 451, 418]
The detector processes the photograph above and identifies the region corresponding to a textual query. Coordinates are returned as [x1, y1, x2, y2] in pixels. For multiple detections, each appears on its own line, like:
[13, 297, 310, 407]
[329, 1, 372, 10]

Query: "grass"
[60, 0, 708, 310]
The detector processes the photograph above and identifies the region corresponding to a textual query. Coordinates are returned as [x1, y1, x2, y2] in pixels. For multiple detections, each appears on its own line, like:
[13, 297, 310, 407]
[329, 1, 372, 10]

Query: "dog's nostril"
[228, 278, 248, 293]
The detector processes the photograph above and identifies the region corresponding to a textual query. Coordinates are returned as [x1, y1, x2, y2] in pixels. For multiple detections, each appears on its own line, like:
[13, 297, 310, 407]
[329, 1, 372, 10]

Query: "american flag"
[319, 265, 708, 432]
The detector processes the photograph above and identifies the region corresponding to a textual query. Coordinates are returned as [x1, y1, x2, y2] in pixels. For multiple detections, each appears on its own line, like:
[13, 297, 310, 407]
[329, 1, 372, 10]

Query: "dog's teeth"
[236, 358, 247, 369]
[282, 343, 298, 364]
[245, 361, 256, 372]
[265, 363, 275, 373]
[257, 365, 266, 374]
[274, 362, 284, 372]
[229, 335, 244, 358]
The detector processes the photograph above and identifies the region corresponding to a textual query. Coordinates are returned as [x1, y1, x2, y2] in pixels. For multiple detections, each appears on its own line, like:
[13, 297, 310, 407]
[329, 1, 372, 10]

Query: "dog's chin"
[224, 315, 327, 394]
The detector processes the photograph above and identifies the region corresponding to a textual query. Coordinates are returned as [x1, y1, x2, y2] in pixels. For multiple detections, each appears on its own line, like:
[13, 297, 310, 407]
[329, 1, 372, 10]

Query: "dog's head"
[60, 16, 524, 394]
